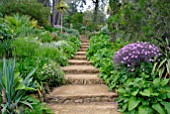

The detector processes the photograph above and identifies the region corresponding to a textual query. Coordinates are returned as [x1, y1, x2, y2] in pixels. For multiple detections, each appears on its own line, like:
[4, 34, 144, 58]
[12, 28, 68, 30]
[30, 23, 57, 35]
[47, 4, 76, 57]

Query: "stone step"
[47, 102, 120, 114]
[46, 85, 118, 104]
[68, 60, 91, 65]
[75, 52, 86, 56]
[81, 43, 89, 46]
[79, 48, 87, 51]
[61, 65, 99, 74]
[74, 55, 86, 60]
[80, 47, 88, 49]
[81, 45, 88, 48]
[65, 74, 103, 85]
[81, 40, 89, 43]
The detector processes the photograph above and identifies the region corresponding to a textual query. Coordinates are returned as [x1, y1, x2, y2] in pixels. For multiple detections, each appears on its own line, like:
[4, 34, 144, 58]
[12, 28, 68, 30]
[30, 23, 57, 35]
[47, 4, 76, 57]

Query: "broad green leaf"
[16, 83, 26, 90]
[161, 79, 169, 86]
[153, 78, 160, 87]
[131, 89, 139, 96]
[139, 89, 151, 97]
[142, 101, 149, 106]
[24, 87, 36, 91]
[159, 93, 167, 100]
[128, 97, 141, 111]
[138, 106, 149, 114]
[122, 103, 127, 112]
[152, 103, 166, 114]
[161, 102, 170, 114]
[14, 72, 20, 77]
[151, 93, 159, 96]
[117, 88, 125, 94]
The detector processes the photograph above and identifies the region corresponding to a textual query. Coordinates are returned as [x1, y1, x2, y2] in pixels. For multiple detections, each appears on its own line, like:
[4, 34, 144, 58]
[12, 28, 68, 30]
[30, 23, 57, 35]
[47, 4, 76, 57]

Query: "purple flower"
[113, 42, 161, 67]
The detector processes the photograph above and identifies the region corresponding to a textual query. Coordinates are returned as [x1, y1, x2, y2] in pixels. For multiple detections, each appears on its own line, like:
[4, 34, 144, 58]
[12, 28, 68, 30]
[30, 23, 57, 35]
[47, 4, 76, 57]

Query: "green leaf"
[161, 79, 169, 86]
[122, 103, 128, 112]
[167, 92, 170, 98]
[128, 97, 141, 111]
[131, 89, 139, 96]
[161, 102, 170, 114]
[117, 88, 125, 94]
[153, 78, 160, 87]
[24, 87, 36, 91]
[138, 106, 149, 114]
[152, 103, 166, 114]
[20, 101, 33, 109]
[151, 93, 159, 96]
[158, 58, 167, 70]
[152, 63, 157, 75]
[16, 83, 26, 90]
[139, 89, 151, 97]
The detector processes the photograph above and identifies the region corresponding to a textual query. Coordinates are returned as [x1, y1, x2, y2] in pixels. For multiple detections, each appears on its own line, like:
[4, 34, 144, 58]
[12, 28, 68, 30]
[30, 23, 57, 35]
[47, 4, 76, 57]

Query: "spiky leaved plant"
[0, 58, 36, 113]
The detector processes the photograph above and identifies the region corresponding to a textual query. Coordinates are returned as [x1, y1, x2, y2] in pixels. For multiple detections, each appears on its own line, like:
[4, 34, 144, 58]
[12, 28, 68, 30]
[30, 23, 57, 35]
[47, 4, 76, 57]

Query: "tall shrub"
[0, 0, 50, 26]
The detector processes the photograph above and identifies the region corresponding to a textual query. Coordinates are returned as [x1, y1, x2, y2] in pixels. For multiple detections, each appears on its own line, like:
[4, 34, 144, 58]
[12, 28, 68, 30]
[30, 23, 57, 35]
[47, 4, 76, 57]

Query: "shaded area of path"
[47, 36, 120, 114]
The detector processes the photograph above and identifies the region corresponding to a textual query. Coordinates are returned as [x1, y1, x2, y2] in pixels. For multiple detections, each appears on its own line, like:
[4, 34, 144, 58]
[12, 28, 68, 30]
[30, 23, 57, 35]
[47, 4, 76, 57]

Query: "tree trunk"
[51, 0, 61, 26]
[56, 12, 61, 25]
[61, 13, 63, 33]
[92, 0, 99, 22]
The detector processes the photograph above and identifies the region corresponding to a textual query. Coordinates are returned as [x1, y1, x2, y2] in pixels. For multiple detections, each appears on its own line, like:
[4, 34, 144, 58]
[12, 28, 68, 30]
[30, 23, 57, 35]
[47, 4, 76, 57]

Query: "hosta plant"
[105, 62, 154, 90]
[113, 42, 161, 68]
[117, 73, 170, 114]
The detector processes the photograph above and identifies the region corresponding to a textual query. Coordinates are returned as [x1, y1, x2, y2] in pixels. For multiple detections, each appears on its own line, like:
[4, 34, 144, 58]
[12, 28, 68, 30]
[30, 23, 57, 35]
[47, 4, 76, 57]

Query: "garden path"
[47, 36, 119, 114]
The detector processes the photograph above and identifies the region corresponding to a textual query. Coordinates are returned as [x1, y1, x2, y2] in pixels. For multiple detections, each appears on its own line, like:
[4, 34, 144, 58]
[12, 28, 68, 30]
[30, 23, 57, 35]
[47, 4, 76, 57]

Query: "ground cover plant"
[87, 32, 170, 114]
[0, 13, 80, 113]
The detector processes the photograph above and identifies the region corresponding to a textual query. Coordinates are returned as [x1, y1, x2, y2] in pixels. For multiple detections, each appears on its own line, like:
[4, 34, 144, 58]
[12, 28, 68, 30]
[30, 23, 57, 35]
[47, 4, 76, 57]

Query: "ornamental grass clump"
[113, 42, 161, 67]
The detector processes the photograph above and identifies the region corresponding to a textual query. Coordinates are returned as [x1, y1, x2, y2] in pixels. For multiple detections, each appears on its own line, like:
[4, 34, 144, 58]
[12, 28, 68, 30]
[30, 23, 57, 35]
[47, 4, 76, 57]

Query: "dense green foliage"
[107, 0, 170, 42]
[87, 33, 128, 90]
[0, 0, 50, 26]
[0, 59, 52, 114]
[0, 0, 170, 113]
[0, 13, 80, 113]
[87, 32, 170, 114]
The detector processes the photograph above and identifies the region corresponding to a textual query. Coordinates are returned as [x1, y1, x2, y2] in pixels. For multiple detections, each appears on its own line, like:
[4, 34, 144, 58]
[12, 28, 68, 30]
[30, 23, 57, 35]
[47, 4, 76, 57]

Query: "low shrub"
[35, 44, 67, 66]
[24, 96, 53, 114]
[4, 14, 38, 37]
[87, 33, 128, 90]
[39, 31, 53, 43]
[50, 32, 59, 41]
[87, 34, 112, 60]
[0, 16, 14, 58]
[12, 37, 40, 58]
[100, 26, 110, 35]
[90, 48, 114, 68]
[64, 28, 80, 38]
[38, 61, 65, 87]
[106, 62, 154, 90]
[15, 57, 65, 87]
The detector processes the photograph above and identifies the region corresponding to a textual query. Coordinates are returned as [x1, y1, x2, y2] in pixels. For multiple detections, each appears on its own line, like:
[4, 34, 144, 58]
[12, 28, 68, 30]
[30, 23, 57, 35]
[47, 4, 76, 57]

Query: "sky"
[77, 0, 94, 12]
[79, 0, 108, 13]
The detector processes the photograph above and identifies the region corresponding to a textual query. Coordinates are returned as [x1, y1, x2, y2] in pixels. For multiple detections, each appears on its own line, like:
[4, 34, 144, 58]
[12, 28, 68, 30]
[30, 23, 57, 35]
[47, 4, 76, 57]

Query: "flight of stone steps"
[47, 36, 120, 114]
